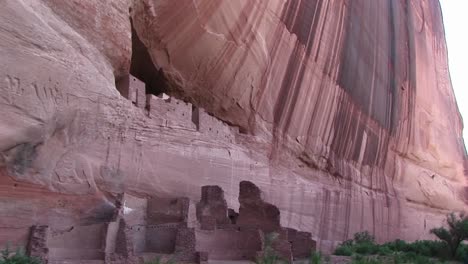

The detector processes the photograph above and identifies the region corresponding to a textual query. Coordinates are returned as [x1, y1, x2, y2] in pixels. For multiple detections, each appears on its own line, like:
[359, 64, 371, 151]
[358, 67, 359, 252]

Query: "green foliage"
[309, 251, 322, 264]
[255, 233, 285, 264]
[334, 245, 353, 256]
[335, 231, 377, 256]
[255, 254, 283, 264]
[351, 255, 381, 264]
[354, 242, 378, 255]
[350, 252, 448, 264]
[144, 257, 174, 264]
[0, 246, 41, 264]
[353, 231, 375, 244]
[333, 229, 456, 263]
[376, 245, 392, 256]
[320, 213, 468, 263]
[455, 243, 468, 262]
[381, 239, 409, 252]
[392, 251, 448, 264]
[381, 239, 449, 259]
[341, 239, 354, 247]
[430, 212, 468, 258]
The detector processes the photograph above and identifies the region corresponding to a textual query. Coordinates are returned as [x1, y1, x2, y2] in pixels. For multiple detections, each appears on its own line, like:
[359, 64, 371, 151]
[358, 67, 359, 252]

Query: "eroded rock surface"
[0, 0, 467, 257]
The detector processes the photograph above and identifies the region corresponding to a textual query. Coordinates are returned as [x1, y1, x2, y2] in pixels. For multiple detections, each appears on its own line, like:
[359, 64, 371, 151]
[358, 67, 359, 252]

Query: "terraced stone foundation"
[24, 182, 315, 263]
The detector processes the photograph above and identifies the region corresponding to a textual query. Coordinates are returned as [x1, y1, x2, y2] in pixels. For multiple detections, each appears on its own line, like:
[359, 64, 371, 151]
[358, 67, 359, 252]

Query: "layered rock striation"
[0, 0, 466, 256]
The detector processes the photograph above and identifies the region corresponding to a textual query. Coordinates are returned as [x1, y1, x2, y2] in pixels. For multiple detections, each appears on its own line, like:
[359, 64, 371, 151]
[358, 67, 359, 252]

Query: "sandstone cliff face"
[0, 0, 466, 254]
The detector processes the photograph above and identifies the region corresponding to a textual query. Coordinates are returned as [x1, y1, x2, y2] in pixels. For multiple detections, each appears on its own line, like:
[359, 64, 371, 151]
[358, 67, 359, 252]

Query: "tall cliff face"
[0, 0, 466, 253]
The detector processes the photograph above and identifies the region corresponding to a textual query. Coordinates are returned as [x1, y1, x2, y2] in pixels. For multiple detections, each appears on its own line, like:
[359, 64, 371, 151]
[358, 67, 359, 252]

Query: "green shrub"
[309, 251, 322, 264]
[381, 239, 449, 259]
[383, 239, 409, 252]
[376, 245, 392, 256]
[0, 247, 41, 264]
[455, 243, 468, 262]
[144, 257, 175, 264]
[392, 252, 439, 264]
[353, 231, 375, 244]
[334, 227, 464, 262]
[409, 240, 448, 258]
[255, 254, 283, 264]
[354, 242, 378, 255]
[341, 239, 354, 247]
[351, 255, 380, 264]
[334, 245, 353, 256]
[255, 232, 285, 264]
[430, 212, 468, 258]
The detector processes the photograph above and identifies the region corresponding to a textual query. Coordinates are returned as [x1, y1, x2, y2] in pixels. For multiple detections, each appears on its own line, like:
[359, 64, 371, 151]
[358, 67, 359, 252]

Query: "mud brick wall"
[194, 108, 237, 141]
[146, 95, 197, 130]
[116, 75, 145, 109]
[27, 225, 49, 263]
[237, 181, 281, 233]
[196, 185, 230, 230]
[196, 229, 262, 261]
[147, 197, 189, 225]
[174, 227, 198, 262]
[47, 224, 107, 261]
[145, 225, 178, 254]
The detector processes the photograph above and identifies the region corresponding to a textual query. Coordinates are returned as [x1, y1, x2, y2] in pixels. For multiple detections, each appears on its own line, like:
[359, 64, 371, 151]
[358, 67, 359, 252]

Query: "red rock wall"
[0, 0, 466, 253]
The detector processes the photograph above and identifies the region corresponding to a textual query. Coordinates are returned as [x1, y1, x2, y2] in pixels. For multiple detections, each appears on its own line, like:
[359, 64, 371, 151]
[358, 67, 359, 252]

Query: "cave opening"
[115, 17, 170, 100]
[129, 19, 169, 96]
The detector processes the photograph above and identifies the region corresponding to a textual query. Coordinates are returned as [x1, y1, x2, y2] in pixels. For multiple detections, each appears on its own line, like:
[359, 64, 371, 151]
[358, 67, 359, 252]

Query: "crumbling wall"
[37, 224, 109, 262]
[237, 181, 281, 233]
[27, 226, 49, 263]
[196, 185, 230, 230]
[145, 225, 177, 254]
[147, 197, 189, 225]
[117, 75, 240, 139]
[194, 181, 316, 262]
[196, 229, 262, 260]
[194, 108, 238, 141]
[173, 227, 199, 262]
[287, 228, 317, 259]
[111, 194, 202, 263]
[116, 75, 146, 109]
[24, 184, 315, 263]
[146, 95, 196, 130]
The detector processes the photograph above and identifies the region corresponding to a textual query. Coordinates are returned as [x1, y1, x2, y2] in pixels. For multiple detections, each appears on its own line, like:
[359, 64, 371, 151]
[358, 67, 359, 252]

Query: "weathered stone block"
[116, 75, 136, 103]
[174, 228, 198, 262]
[147, 197, 189, 225]
[105, 221, 120, 254]
[237, 181, 281, 233]
[196, 229, 262, 261]
[45, 224, 109, 262]
[199, 216, 216, 230]
[196, 185, 230, 229]
[48, 224, 107, 250]
[146, 94, 196, 130]
[135, 85, 146, 110]
[27, 225, 49, 263]
[271, 238, 292, 263]
[194, 108, 236, 141]
[197, 251, 209, 263]
[121, 193, 147, 226]
[145, 225, 177, 254]
[290, 231, 316, 260]
[116, 75, 145, 109]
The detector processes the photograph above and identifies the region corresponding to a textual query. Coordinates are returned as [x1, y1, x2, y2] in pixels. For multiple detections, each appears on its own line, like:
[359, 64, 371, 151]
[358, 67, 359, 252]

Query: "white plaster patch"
[123, 201, 134, 214]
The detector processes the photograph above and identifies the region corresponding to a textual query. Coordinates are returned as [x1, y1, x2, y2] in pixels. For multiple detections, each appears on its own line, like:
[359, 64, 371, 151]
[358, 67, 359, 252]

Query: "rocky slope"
[0, 0, 466, 255]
